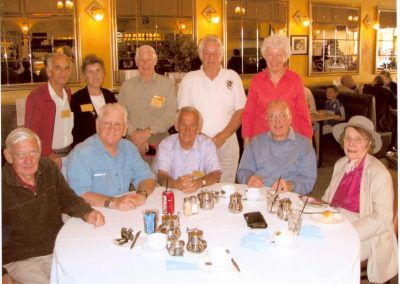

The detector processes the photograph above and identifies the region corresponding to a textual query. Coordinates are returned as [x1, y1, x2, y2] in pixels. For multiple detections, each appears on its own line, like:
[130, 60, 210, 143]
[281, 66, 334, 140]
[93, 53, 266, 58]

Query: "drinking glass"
[288, 210, 302, 236]
[266, 191, 279, 213]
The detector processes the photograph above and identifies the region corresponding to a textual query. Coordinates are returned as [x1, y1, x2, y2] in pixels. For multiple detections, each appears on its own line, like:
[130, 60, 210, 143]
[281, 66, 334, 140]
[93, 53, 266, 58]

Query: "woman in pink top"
[322, 116, 397, 283]
[242, 34, 312, 144]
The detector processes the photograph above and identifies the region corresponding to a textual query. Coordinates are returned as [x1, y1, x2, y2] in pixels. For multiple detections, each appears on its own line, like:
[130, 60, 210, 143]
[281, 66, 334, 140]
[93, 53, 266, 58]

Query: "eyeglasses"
[344, 136, 369, 145]
[102, 121, 123, 130]
[268, 113, 289, 121]
[12, 150, 40, 160]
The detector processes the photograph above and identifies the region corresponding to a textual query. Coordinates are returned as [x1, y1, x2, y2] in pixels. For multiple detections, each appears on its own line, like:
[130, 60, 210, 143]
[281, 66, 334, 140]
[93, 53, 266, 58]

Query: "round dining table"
[50, 183, 360, 284]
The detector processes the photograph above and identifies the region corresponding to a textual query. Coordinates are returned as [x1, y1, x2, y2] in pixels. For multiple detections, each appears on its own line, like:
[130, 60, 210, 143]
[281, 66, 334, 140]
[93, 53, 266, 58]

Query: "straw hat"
[332, 116, 382, 154]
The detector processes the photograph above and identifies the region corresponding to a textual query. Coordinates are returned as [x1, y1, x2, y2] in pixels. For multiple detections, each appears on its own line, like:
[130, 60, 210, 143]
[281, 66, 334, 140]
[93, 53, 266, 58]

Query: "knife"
[130, 231, 141, 250]
[231, 257, 241, 272]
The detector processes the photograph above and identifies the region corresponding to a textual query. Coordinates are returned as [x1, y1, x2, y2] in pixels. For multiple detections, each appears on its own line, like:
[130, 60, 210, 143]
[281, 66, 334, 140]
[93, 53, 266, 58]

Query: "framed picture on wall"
[291, 35, 308, 55]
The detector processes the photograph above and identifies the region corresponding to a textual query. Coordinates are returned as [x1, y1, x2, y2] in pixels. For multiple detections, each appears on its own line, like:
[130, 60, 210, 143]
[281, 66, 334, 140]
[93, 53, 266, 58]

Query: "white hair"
[5, 128, 41, 152]
[175, 106, 204, 130]
[97, 103, 128, 125]
[198, 35, 224, 62]
[135, 45, 157, 64]
[260, 34, 291, 61]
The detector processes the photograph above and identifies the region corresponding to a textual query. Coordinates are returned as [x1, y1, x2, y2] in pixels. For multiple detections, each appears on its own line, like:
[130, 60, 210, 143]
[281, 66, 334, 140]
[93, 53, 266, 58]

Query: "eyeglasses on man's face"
[12, 149, 41, 160]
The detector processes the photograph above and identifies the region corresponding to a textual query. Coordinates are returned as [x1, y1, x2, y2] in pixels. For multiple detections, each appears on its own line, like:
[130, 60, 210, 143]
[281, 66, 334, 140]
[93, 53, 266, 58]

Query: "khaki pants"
[217, 133, 239, 183]
[4, 254, 52, 284]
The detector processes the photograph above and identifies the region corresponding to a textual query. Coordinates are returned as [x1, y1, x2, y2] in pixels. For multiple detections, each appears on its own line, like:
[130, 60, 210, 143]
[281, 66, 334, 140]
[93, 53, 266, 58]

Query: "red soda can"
[162, 189, 174, 214]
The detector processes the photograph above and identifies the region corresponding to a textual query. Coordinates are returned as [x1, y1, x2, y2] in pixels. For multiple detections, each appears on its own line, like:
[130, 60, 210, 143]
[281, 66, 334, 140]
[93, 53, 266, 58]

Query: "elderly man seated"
[237, 100, 317, 194]
[153, 106, 221, 193]
[65, 103, 156, 211]
[2, 128, 104, 284]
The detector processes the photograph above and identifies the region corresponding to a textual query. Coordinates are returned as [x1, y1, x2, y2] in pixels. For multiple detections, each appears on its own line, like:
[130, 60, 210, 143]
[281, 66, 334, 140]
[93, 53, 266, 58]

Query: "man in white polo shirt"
[25, 53, 73, 169]
[177, 35, 247, 183]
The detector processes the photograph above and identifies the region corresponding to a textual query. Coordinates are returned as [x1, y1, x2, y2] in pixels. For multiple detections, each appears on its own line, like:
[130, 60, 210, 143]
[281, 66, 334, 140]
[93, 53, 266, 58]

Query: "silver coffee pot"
[228, 192, 243, 213]
[157, 213, 181, 241]
[197, 190, 214, 210]
[186, 228, 207, 253]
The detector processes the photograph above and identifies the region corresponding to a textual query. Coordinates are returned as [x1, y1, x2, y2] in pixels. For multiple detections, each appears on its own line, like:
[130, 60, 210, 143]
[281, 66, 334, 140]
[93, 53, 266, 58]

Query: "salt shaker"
[183, 197, 192, 216]
[190, 196, 198, 214]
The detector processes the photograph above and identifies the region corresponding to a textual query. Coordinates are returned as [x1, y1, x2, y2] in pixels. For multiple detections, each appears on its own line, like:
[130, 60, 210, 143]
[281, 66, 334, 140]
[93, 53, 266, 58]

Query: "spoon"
[225, 249, 241, 272]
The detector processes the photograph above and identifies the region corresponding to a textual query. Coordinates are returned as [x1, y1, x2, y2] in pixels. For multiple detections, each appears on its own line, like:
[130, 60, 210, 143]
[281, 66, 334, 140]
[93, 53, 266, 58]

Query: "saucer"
[311, 213, 344, 224]
[198, 254, 235, 273]
[142, 242, 166, 252]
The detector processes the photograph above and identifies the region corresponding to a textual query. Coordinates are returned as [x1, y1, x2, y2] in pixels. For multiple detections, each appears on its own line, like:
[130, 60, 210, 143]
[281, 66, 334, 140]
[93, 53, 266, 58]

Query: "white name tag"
[93, 173, 106, 177]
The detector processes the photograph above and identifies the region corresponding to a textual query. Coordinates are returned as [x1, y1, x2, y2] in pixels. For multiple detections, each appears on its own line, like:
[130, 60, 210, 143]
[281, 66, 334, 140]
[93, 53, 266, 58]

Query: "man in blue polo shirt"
[65, 103, 156, 210]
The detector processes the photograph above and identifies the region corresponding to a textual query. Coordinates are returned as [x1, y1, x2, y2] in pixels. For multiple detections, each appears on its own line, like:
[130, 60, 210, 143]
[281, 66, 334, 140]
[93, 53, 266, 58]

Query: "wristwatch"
[104, 197, 115, 208]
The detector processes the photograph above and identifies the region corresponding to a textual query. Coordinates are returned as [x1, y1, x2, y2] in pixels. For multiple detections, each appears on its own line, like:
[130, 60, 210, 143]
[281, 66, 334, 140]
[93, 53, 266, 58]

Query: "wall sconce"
[363, 15, 379, 29]
[202, 5, 220, 24]
[235, 6, 245, 15]
[21, 22, 28, 32]
[372, 20, 380, 30]
[86, 0, 105, 22]
[293, 10, 310, 27]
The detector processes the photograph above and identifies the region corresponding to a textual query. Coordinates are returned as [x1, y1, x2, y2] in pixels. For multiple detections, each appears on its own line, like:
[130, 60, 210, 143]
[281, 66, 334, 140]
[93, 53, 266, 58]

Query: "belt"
[52, 145, 72, 157]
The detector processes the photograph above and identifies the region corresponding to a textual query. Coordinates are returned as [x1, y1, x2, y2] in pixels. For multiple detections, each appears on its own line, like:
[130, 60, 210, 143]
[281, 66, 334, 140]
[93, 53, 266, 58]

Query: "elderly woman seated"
[322, 116, 397, 283]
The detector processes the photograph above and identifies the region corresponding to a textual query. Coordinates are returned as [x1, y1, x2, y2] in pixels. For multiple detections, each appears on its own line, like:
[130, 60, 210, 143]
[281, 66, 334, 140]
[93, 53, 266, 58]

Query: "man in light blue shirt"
[237, 100, 316, 195]
[154, 106, 221, 193]
[65, 103, 156, 210]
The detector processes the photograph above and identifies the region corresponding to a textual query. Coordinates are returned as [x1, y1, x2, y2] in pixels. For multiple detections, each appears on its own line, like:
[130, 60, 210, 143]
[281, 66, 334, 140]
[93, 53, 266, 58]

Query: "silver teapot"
[228, 192, 243, 213]
[186, 228, 207, 253]
[197, 190, 214, 210]
[277, 198, 292, 221]
[157, 213, 181, 241]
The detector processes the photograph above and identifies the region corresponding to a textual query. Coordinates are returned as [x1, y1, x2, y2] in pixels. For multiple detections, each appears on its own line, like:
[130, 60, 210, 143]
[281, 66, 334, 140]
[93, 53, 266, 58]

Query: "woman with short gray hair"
[242, 34, 312, 144]
[70, 53, 117, 147]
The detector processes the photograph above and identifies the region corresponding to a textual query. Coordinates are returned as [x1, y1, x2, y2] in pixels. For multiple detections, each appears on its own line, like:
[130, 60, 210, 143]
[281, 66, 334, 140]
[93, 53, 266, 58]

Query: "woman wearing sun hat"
[322, 115, 397, 283]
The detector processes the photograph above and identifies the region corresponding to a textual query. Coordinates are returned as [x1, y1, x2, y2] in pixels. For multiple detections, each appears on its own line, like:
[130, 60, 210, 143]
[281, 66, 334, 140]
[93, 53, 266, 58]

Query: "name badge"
[150, 95, 165, 108]
[61, 109, 71, 118]
[80, 103, 94, 112]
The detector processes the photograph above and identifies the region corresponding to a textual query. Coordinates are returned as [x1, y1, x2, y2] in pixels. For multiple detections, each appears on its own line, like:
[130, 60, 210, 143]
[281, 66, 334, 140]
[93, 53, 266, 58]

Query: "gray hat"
[332, 116, 382, 154]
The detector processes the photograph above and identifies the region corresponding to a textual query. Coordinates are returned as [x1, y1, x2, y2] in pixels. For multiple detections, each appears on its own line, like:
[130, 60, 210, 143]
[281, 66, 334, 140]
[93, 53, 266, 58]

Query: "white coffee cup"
[221, 185, 235, 196]
[246, 187, 261, 200]
[146, 233, 167, 250]
[208, 246, 230, 266]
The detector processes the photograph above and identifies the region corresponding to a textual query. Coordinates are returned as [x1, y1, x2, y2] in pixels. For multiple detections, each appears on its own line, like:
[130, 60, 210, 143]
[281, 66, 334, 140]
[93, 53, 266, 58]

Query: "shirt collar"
[262, 67, 288, 79]
[200, 65, 223, 79]
[172, 134, 201, 153]
[93, 134, 123, 157]
[137, 72, 157, 82]
[267, 127, 295, 141]
[48, 82, 68, 103]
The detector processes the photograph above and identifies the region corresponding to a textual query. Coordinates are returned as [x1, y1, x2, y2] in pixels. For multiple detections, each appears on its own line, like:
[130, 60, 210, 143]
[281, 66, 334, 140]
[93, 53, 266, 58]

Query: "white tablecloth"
[50, 184, 360, 284]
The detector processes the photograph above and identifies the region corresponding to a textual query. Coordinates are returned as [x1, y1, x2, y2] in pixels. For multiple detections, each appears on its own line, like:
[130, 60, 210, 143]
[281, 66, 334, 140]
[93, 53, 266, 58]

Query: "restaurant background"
[1, 0, 397, 102]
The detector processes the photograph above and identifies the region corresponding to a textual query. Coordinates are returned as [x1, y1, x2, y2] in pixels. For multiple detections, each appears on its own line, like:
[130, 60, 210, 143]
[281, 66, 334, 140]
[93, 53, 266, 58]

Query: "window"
[1, 0, 79, 87]
[375, 9, 397, 72]
[310, 4, 360, 75]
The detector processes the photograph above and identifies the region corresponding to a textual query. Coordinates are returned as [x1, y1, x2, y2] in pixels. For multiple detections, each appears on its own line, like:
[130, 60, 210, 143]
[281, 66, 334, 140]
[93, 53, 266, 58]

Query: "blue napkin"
[299, 224, 324, 239]
[241, 231, 269, 250]
[165, 260, 198, 271]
